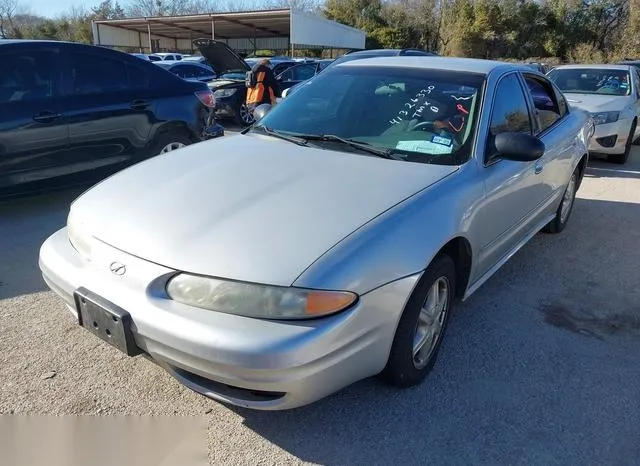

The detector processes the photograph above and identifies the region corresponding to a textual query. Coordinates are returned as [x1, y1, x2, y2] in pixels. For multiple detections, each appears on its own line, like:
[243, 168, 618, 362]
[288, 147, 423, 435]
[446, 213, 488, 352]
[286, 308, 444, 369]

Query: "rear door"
[60, 46, 157, 176]
[0, 44, 68, 194]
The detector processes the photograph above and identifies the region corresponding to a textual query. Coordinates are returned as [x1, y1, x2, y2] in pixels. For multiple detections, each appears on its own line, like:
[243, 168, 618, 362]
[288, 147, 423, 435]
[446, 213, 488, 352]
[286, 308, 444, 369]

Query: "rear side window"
[127, 62, 152, 90]
[69, 51, 129, 95]
[0, 49, 59, 103]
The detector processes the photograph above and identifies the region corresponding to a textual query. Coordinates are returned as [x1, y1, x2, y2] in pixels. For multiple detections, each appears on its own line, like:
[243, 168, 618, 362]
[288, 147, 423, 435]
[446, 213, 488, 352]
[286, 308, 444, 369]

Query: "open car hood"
[193, 38, 250, 75]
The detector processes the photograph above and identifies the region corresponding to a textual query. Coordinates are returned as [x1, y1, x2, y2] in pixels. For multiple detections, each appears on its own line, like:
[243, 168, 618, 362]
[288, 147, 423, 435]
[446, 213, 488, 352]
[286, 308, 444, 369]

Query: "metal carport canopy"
[92, 9, 366, 52]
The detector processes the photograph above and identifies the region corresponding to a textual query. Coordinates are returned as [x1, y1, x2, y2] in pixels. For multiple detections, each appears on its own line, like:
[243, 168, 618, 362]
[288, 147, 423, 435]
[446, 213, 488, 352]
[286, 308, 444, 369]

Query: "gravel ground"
[1, 131, 640, 465]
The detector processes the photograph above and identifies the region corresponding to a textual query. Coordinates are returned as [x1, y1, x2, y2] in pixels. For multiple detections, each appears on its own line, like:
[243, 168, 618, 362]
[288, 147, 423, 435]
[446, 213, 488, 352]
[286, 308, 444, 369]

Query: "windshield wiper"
[297, 134, 404, 160]
[247, 125, 309, 146]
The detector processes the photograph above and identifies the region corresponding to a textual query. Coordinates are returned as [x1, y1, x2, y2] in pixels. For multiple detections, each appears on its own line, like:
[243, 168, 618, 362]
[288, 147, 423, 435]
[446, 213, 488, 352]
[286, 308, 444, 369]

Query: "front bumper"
[39, 228, 417, 410]
[588, 119, 633, 154]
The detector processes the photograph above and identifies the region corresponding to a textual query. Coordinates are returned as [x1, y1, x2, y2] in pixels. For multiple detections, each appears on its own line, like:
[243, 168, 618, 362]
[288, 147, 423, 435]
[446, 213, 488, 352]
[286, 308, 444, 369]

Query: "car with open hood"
[547, 64, 640, 164]
[194, 39, 297, 126]
[39, 56, 592, 411]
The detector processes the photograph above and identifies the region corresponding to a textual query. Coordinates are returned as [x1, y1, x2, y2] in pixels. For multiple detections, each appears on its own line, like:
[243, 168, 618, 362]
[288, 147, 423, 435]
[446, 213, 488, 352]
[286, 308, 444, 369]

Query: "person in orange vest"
[245, 58, 278, 116]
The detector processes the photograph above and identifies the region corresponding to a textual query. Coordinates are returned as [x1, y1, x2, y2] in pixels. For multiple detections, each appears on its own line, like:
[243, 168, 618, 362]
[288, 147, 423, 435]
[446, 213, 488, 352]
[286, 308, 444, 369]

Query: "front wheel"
[235, 102, 255, 127]
[382, 254, 456, 388]
[543, 167, 578, 234]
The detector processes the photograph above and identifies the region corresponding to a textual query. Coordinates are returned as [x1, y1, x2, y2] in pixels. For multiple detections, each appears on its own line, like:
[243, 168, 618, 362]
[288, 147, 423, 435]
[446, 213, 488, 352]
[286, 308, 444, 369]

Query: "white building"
[91, 8, 366, 55]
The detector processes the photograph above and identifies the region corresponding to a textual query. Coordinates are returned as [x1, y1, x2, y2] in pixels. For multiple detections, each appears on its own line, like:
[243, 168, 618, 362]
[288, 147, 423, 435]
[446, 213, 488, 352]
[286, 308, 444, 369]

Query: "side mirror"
[253, 103, 272, 123]
[493, 132, 545, 162]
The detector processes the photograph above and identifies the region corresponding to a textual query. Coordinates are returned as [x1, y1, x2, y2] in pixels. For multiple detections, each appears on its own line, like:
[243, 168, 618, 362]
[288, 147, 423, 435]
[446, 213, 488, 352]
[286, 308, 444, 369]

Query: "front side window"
[292, 64, 316, 81]
[548, 68, 632, 96]
[524, 75, 562, 132]
[69, 52, 128, 95]
[254, 66, 485, 165]
[0, 49, 58, 103]
[489, 74, 533, 137]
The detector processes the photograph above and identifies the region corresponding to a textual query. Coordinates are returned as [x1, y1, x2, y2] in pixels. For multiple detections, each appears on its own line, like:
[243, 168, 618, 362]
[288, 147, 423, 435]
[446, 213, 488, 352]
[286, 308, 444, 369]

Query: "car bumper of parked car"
[212, 98, 239, 119]
[202, 122, 225, 139]
[39, 228, 417, 410]
[588, 119, 633, 154]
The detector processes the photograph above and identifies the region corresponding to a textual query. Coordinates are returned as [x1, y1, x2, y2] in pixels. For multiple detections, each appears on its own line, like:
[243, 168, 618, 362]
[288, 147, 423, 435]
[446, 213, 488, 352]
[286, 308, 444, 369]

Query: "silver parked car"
[39, 57, 594, 411]
[547, 64, 640, 164]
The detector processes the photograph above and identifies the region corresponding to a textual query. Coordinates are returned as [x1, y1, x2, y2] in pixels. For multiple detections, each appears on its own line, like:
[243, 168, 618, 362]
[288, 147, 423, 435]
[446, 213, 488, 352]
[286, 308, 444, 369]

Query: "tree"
[0, 0, 22, 38]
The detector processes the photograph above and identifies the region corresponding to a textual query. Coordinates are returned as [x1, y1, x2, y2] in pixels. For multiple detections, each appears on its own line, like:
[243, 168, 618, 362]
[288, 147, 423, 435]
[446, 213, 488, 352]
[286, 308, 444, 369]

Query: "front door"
[60, 47, 156, 180]
[0, 45, 68, 196]
[473, 72, 550, 281]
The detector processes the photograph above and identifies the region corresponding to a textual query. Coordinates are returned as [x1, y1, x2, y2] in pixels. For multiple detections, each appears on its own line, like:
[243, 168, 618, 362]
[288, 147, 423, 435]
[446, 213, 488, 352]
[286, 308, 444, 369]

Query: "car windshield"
[548, 68, 631, 96]
[254, 65, 485, 165]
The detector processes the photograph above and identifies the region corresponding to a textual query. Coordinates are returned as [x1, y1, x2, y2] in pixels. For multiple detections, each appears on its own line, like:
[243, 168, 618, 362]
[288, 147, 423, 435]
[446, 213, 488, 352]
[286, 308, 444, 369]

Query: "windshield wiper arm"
[299, 134, 404, 160]
[248, 125, 309, 146]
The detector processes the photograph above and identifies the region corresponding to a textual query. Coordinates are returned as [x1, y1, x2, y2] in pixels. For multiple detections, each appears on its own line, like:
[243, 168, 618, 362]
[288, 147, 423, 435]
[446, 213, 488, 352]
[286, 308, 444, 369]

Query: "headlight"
[166, 273, 358, 320]
[67, 210, 92, 260]
[213, 88, 237, 98]
[590, 111, 619, 125]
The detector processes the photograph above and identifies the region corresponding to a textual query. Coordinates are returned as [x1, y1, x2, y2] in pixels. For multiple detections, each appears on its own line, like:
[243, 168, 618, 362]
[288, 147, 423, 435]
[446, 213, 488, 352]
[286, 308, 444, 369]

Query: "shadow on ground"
[0, 188, 83, 299]
[232, 196, 640, 465]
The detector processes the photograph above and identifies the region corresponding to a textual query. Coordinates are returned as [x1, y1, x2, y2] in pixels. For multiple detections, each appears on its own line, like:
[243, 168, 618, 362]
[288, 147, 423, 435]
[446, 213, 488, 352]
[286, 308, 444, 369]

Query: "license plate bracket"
[74, 287, 141, 356]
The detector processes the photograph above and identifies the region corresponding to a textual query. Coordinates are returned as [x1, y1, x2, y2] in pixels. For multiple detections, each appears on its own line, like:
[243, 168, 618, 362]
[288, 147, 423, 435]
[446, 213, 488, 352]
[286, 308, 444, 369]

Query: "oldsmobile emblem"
[110, 262, 126, 276]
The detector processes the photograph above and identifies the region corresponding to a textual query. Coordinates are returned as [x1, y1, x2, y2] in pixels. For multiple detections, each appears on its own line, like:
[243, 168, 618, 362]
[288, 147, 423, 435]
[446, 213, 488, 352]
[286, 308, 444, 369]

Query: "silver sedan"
[39, 57, 594, 410]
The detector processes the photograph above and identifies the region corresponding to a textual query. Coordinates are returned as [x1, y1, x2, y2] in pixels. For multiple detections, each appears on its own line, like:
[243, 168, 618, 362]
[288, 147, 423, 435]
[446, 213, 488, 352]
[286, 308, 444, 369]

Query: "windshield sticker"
[432, 135, 453, 146]
[389, 86, 438, 125]
[396, 140, 453, 155]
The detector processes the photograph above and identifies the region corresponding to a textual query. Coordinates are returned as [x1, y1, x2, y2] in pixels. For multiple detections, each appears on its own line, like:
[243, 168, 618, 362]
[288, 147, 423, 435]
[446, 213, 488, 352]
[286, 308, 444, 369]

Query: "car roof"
[552, 64, 632, 71]
[337, 56, 534, 75]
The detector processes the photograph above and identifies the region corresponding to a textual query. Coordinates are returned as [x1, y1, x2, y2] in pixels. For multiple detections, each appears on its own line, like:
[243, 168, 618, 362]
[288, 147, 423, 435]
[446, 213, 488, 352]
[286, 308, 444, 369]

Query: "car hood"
[564, 93, 631, 113]
[71, 134, 458, 287]
[193, 38, 250, 75]
[207, 79, 244, 90]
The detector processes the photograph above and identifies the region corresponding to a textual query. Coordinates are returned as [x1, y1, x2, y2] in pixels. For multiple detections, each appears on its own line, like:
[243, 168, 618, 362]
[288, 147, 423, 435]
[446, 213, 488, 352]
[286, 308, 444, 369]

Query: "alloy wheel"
[240, 104, 255, 125]
[560, 172, 577, 224]
[160, 142, 186, 154]
[413, 276, 450, 370]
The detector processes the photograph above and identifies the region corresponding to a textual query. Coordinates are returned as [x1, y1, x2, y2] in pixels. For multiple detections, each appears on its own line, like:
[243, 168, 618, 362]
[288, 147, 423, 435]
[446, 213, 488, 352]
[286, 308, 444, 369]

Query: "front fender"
[292, 163, 483, 296]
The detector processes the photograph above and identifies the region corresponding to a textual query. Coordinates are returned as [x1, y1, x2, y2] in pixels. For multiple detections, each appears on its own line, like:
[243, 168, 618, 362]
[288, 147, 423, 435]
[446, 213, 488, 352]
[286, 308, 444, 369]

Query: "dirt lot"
[1, 128, 639, 464]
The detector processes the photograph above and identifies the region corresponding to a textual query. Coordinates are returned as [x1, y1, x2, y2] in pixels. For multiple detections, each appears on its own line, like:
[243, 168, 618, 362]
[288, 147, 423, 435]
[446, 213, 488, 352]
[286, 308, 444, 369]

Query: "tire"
[154, 132, 192, 156]
[608, 120, 635, 164]
[234, 102, 255, 127]
[382, 254, 456, 388]
[543, 166, 579, 234]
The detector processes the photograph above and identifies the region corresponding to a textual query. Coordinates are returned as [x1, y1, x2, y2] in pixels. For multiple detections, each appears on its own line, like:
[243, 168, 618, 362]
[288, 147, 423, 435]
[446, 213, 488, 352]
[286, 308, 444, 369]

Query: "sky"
[26, 0, 104, 18]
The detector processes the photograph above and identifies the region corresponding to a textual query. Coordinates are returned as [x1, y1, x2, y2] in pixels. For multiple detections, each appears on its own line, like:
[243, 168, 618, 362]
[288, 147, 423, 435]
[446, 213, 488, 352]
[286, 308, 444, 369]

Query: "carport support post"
[211, 19, 215, 39]
[146, 21, 152, 53]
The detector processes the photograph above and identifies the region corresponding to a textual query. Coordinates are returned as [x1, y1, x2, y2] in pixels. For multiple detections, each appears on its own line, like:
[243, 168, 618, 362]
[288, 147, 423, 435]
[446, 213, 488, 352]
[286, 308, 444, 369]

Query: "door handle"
[33, 111, 61, 123]
[130, 99, 151, 109]
[535, 160, 544, 174]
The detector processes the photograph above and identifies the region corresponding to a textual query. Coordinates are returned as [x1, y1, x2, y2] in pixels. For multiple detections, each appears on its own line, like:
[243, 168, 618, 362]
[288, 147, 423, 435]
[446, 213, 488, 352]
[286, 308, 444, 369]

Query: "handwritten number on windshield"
[390, 85, 438, 125]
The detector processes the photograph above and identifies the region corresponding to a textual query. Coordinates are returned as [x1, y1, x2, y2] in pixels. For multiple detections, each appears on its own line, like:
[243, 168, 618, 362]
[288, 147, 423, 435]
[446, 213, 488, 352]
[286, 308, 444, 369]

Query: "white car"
[547, 64, 640, 164]
[149, 52, 185, 61]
